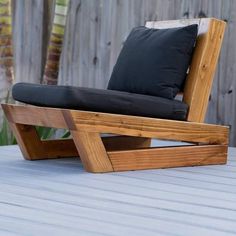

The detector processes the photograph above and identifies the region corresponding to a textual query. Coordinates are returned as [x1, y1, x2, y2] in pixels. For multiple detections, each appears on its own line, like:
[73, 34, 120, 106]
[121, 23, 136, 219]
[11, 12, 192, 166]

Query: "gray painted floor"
[0, 141, 236, 236]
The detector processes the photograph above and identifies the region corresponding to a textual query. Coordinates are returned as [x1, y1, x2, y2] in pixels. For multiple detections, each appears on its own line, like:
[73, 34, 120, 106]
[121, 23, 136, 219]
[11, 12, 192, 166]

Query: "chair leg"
[8, 122, 80, 160]
[70, 130, 113, 173]
[8, 122, 45, 160]
[8, 117, 150, 162]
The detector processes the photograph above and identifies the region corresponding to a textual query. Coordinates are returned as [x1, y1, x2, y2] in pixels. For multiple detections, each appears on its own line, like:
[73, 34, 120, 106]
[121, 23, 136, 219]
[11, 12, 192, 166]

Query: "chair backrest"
[146, 18, 226, 123]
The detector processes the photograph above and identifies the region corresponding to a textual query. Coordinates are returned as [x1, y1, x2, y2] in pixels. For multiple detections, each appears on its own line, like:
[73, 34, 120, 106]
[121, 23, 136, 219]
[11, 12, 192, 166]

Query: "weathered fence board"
[1, 0, 236, 145]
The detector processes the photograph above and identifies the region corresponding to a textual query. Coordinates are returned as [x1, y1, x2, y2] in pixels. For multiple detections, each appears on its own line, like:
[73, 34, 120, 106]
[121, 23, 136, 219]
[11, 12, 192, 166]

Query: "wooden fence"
[4, 0, 236, 145]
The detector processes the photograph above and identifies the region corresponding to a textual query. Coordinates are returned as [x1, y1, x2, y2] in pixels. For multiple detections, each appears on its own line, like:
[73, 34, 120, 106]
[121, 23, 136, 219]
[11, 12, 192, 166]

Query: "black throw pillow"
[107, 24, 198, 99]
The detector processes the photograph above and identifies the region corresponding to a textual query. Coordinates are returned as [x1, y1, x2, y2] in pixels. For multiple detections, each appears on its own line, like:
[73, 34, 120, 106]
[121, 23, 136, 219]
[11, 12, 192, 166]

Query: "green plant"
[0, 114, 16, 145]
[0, 119, 71, 146]
[36, 126, 57, 140]
[36, 126, 70, 140]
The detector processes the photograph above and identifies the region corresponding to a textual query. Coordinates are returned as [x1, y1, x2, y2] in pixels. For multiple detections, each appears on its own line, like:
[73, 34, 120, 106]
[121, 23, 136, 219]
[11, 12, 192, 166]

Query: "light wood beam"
[108, 145, 228, 172]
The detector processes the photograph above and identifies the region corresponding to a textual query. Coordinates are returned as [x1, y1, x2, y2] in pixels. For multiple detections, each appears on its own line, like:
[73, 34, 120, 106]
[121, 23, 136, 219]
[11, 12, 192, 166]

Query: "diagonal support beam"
[70, 130, 113, 173]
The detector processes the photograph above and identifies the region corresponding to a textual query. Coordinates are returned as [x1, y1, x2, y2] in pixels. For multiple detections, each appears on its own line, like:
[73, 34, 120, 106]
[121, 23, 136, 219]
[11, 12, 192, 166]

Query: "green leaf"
[61, 130, 70, 138]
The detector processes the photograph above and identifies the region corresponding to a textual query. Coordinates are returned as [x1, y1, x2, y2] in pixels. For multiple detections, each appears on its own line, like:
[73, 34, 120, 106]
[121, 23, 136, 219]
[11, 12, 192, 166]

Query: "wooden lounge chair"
[1, 18, 228, 173]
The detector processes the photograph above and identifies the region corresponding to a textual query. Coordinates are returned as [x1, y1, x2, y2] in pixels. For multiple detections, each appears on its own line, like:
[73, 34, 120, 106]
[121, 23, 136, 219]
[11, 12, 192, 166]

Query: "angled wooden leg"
[7, 122, 42, 160]
[8, 122, 80, 160]
[2, 103, 79, 160]
[4, 101, 150, 161]
[71, 130, 113, 173]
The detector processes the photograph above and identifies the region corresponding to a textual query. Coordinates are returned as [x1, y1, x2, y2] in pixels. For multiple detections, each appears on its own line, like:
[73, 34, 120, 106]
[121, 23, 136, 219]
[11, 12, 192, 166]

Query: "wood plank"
[42, 136, 151, 154]
[1, 144, 236, 236]
[108, 145, 228, 171]
[32, 136, 151, 160]
[69, 109, 229, 145]
[183, 18, 226, 122]
[1, 103, 68, 128]
[2, 123, 78, 160]
[2, 104, 229, 145]
[145, 18, 200, 28]
[0, 186, 234, 236]
[40, 139, 78, 159]
[13, 0, 48, 85]
[5, 122, 42, 160]
[218, 1, 236, 147]
[70, 131, 113, 173]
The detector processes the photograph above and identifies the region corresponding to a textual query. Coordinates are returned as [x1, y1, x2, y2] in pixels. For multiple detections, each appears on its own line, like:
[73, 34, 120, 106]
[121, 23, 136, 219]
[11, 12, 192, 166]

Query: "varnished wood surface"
[0, 141, 236, 236]
[30, 136, 151, 160]
[71, 131, 113, 173]
[2, 104, 229, 144]
[108, 145, 227, 171]
[1, 104, 69, 129]
[69, 109, 229, 145]
[6, 123, 43, 160]
[1, 103, 229, 172]
[2, 104, 229, 145]
[183, 18, 226, 122]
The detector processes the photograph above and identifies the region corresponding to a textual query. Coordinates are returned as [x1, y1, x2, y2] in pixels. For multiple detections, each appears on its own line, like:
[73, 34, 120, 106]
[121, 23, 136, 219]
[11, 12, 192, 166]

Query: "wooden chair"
[2, 18, 228, 173]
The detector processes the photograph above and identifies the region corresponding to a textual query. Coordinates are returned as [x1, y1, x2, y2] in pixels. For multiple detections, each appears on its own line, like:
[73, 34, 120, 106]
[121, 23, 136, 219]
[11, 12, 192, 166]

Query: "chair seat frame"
[1, 18, 228, 173]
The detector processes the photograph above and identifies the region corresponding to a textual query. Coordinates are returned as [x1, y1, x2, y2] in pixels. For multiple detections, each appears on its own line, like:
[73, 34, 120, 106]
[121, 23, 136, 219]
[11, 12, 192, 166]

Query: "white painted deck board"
[0, 142, 236, 236]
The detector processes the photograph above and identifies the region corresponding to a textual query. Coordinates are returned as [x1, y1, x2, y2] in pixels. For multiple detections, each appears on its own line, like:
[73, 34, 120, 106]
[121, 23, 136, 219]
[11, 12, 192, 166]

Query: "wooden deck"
[0, 140, 236, 236]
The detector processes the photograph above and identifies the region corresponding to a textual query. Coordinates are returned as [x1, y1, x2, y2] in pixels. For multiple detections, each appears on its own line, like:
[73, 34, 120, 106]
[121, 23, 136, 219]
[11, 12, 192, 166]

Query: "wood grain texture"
[70, 109, 229, 145]
[103, 136, 151, 151]
[2, 96, 229, 173]
[44, 136, 151, 153]
[108, 145, 228, 171]
[70, 130, 113, 173]
[39, 139, 79, 159]
[184, 18, 226, 122]
[5, 123, 42, 160]
[2, 104, 229, 145]
[40, 136, 151, 160]
[1, 123, 78, 160]
[12, 0, 47, 84]
[1, 104, 68, 129]
[42, 136, 151, 158]
[3, 103, 229, 145]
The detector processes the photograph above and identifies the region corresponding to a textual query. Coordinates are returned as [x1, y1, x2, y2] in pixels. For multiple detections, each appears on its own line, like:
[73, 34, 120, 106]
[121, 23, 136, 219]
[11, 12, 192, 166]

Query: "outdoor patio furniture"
[1, 18, 228, 173]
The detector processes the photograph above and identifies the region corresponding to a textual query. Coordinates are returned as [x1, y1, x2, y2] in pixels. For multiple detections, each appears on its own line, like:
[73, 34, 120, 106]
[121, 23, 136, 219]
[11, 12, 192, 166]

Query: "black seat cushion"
[108, 25, 198, 99]
[12, 83, 188, 120]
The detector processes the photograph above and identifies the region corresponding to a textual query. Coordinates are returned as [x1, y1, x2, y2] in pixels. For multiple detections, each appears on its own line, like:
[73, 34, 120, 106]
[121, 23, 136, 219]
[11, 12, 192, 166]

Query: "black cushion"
[12, 83, 188, 120]
[108, 25, 198, 99]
